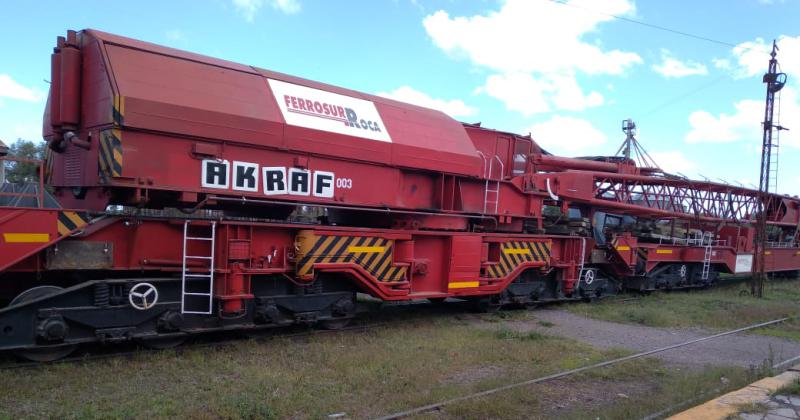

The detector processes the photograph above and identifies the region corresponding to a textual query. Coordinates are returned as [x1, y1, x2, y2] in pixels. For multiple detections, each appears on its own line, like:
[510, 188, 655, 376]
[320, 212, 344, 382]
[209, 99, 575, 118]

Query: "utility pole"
[752, 40, 787, 298]
[0, 139, 7, 184]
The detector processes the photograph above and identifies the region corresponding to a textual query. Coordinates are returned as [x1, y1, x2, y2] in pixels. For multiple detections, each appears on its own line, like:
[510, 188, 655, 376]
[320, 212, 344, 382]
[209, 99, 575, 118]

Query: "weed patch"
[567, 278, 800, 337]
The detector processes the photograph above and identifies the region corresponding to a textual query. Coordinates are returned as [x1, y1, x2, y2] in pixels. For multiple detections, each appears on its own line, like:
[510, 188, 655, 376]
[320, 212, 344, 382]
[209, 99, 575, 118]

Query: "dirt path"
[492, 309, 800, 368]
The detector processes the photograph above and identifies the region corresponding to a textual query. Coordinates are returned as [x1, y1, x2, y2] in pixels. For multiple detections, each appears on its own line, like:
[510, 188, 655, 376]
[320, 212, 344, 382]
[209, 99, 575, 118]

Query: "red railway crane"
[0, 29, 798, 361]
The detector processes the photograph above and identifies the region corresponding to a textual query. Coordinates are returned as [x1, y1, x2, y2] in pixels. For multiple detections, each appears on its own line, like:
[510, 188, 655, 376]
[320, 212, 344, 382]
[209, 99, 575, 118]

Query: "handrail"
[492, 155, 504, 180]
[476, 151, 488, 179]
[0, 156, 45, 208]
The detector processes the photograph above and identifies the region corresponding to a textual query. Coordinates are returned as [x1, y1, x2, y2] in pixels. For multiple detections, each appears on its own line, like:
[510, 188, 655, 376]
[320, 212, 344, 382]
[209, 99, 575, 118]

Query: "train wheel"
[10, 286, 77, 362]
[14, 343, 77, 363]
[471, 295, 502, 313]
[317, 318, 353, 330]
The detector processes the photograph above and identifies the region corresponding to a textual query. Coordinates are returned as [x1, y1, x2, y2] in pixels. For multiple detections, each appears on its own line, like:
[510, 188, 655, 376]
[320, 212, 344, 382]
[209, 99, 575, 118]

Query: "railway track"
[374, 316, 795, 420]
[0, 291, 702, 369]
[0, 321, 382, 371]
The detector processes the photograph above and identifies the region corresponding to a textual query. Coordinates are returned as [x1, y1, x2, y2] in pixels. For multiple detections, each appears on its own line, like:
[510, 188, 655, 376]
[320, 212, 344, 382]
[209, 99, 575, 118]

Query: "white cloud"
[652, 49, 708, 78]
[232, 0, 300, 21]
[712, 58, 731, 70]
[729, 35, 800, 79]
[422, 0, 639, 116]
[686, 34, 800, 148]
[685, 86, 800, 147]
[165, 29, 184, 41]
[685, 98, 762, 144]
[479, 73, 551, 116]
[477, 72, 604, 116]
[423, 0, 641, 75]
[0, 74, 43, 102]
[526, 116, 608, 154]
[549, 74, 605, 111]
[647, 150, 697, 174]
[376, 86, 478, 118]
[271, 0, 301, 14]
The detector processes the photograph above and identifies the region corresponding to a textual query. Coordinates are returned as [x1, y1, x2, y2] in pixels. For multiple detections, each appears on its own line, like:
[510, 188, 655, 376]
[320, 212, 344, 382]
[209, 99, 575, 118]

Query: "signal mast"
[752, 40, 788, 297]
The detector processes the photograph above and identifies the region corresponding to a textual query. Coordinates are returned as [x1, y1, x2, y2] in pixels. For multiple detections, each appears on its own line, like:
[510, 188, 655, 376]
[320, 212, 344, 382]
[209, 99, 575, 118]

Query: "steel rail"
[374, 317, 792, 420]
[640, 345, 800, 420]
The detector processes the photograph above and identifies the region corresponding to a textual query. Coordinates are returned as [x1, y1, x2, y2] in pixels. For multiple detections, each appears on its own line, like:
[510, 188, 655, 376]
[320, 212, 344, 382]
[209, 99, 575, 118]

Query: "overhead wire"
[546, 0, 770, 56]
[638, 75, 729, 119]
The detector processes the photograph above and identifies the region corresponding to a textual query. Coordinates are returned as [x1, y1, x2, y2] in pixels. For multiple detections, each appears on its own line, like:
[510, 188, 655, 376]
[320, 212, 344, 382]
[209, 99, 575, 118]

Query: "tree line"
[2, 139, 45, 183]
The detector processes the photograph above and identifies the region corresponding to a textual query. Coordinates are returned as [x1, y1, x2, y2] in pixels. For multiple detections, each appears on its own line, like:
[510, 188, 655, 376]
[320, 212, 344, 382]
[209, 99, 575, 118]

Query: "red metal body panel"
[0, 214, 580, 302]
[90, 30, 480, 176]
[0, 208, 61, 272]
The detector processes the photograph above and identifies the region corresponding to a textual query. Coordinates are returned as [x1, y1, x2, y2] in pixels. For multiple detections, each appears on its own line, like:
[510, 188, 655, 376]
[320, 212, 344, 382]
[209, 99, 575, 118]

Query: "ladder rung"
[182, 310, 212, 315]
[186, 256, 213, 260]
[184, 274, 214, 277]
[183, 292, 213, 296]
[186, 237, 214, 241]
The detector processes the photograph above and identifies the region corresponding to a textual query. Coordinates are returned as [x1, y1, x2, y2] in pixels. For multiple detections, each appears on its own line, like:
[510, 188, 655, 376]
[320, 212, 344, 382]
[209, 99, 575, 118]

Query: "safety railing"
[766, 241, 798, 248]
[658, 231, 729, 248]
[0, 156, 45, 208]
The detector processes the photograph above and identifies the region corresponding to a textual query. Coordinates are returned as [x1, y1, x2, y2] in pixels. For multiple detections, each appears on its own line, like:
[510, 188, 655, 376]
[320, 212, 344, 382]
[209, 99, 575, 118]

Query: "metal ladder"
[701, 241, 713, 281]
[768, 128, 780, 192]
[181, 220, 216, 315]
[478, 153, 503, 214]
[576, 237, 587, 291]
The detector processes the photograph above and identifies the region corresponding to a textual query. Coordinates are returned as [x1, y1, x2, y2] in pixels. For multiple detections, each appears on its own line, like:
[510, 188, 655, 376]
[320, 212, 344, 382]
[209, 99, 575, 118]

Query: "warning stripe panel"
[57, 211, 91, 236]
[113, 95, 125, 126]
[296, 234, 407, 282]
[98, 129, 123, 183]
[486, 240, 551, 279]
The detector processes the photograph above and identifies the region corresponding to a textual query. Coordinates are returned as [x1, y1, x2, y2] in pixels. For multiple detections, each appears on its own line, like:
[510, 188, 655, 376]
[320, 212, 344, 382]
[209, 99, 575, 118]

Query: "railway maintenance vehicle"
[0, 29, 798, 361]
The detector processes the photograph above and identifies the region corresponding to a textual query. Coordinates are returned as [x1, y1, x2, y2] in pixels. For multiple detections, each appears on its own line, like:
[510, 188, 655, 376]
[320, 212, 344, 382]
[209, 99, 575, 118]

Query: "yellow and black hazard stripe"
[636, 247, 648, 263]
[113, 95, 125, 126]
[98, 129, 123, 183]
[295, 233, 407, 282]
[486, 240, 551, 279]
[57, 211, 91, 236]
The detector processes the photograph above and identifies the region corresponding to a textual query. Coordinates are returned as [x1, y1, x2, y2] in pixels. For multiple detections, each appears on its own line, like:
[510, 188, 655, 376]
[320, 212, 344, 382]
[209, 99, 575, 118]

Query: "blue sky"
[1, 0, 799, 193]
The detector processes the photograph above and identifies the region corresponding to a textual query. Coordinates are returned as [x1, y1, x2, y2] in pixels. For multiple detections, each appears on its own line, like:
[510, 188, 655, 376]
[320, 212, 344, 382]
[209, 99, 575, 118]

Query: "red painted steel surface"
[5, 28, 800, 308]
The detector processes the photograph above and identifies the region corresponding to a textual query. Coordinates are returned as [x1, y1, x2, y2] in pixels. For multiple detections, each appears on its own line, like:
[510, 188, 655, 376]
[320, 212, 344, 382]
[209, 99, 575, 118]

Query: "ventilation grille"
[63, 146, 84, 185]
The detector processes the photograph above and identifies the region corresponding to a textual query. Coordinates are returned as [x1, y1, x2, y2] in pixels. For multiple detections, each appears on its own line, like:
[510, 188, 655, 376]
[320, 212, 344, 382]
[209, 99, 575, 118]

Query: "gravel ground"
[492, 309, 800, 368]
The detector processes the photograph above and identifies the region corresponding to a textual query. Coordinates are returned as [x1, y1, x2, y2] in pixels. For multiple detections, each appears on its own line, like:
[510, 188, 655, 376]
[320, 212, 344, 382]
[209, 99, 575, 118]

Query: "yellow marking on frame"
[64, 212, 86, 227]
[348, 245, 386, 253]
[448, 281, 480, 289]
[3, 233, 49, 243]
[656, 249, 673, 254]
[57, 223, 71, 236]
[765, 251, 772, 255]
[615, 245, 631, 251]
[503, 248, 532, 255]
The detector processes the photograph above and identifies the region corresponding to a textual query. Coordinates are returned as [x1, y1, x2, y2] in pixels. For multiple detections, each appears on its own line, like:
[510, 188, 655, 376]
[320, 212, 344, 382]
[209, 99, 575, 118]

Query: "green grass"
[0, 311, 752, 420]
[494, 328, 549, 341]
[774, 378, 800, 396]
[731, 402, 770, 418]
[566, 278, 800, 337]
